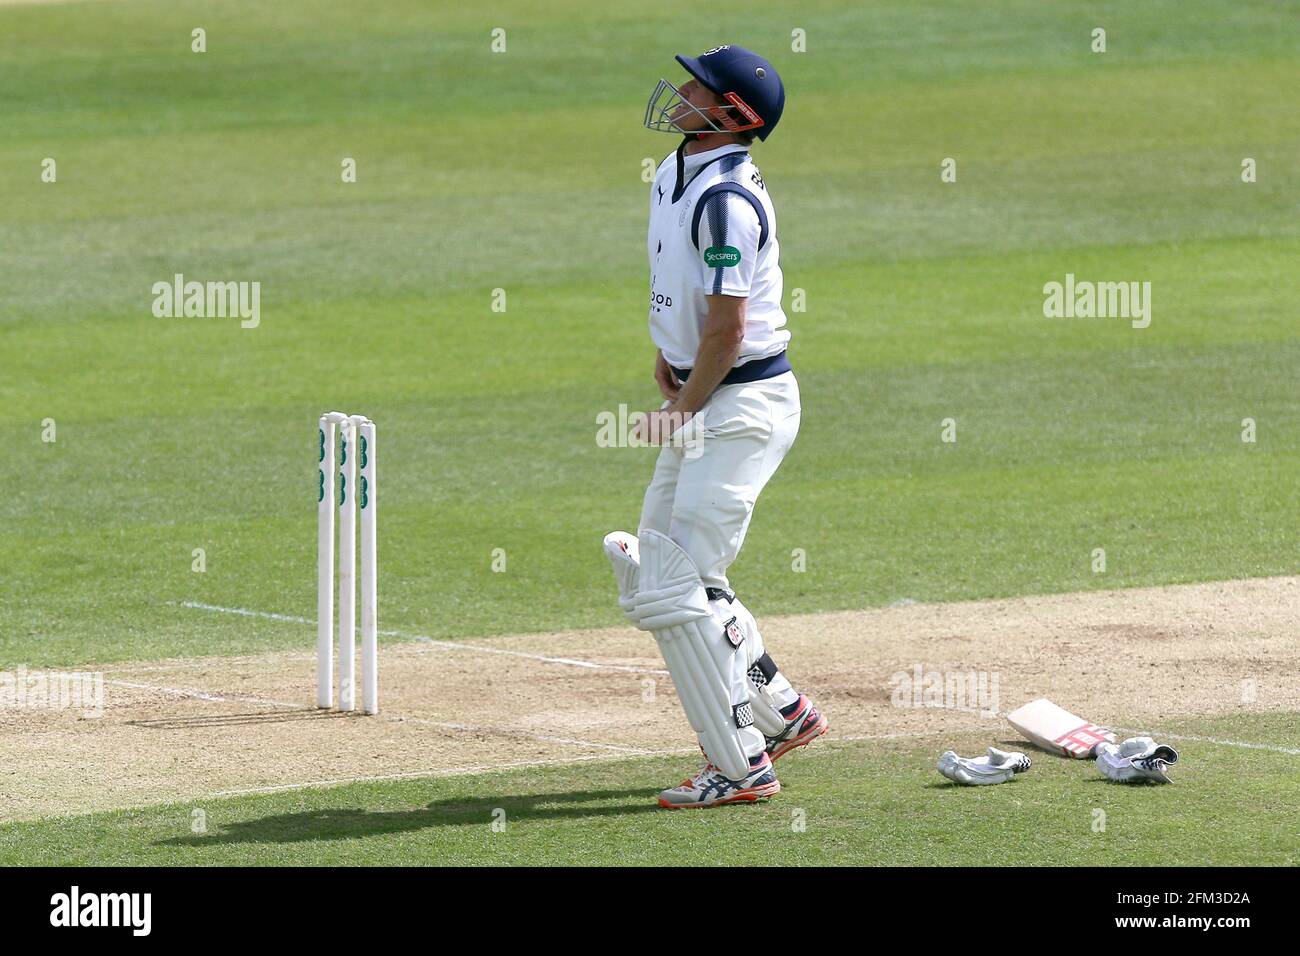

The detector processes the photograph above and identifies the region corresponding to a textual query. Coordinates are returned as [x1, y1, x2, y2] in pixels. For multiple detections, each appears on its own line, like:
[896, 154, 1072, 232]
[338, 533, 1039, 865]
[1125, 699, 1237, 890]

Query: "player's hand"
[654, 350, 681, 401]
[633, 405, 693, 446]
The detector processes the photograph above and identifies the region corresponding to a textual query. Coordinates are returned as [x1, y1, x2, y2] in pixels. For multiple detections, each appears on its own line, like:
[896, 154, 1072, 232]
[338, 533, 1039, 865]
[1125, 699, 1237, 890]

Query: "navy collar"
[672, 139, 749, 203]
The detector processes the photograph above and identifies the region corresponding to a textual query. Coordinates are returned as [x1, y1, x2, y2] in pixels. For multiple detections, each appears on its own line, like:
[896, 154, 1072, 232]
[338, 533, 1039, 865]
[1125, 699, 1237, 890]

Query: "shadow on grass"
[157, 787, 664, 847]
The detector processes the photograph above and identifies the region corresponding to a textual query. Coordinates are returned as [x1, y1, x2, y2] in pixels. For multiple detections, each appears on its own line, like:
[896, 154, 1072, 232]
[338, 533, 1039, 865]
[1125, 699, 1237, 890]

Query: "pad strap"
[748, 652, 778, 688]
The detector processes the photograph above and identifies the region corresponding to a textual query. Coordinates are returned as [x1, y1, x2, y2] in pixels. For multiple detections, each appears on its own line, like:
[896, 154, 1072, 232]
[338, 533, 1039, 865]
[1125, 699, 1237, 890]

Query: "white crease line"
[208, 746, 701, 799]
[855, 713, 1300, 758]
[840, 726, 1300, 757]
[176, 601, 668, 675]
[404, 638, 665, 675]
[1112, 726, 1300, 756]
[177, 603, 310, 624]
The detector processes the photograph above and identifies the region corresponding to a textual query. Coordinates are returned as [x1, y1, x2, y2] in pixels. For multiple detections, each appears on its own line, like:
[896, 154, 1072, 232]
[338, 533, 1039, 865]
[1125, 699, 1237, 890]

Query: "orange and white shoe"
[764, 694, 828, 762]
[657, 755, 780, 809]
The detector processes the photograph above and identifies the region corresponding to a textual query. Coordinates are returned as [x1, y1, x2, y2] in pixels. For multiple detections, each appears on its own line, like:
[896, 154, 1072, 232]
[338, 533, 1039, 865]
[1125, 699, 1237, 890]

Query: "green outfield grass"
[1, 713, 1295, 866]
[1, 0, 1295, 666]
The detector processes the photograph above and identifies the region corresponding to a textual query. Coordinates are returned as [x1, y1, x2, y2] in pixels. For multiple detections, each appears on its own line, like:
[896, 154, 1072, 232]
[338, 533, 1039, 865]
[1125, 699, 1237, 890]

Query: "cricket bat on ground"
[1006, 698, 1116, 758]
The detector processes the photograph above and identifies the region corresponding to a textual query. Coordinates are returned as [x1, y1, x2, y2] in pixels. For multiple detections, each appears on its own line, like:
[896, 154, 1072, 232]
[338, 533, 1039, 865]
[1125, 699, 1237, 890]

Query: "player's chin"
[669, 111, 705, 132]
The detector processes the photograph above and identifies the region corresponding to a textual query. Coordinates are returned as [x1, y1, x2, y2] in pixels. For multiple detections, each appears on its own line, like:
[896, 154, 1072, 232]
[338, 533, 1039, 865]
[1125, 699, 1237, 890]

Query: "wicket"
[317, 412, 378, 714]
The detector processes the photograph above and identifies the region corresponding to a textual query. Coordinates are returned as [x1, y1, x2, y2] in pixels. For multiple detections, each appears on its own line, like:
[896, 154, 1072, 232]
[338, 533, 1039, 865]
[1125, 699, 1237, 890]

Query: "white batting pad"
[632, 530, 761, 780]
[602, 531, 641, 626]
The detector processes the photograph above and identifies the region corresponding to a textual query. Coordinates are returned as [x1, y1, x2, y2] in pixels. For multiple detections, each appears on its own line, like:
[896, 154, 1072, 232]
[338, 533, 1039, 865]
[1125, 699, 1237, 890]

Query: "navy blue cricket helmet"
[644, 44, 786, 141]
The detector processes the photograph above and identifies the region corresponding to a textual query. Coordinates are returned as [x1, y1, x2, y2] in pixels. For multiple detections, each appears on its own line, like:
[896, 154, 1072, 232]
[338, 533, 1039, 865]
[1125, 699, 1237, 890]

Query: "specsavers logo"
[704, 245, 741, 267]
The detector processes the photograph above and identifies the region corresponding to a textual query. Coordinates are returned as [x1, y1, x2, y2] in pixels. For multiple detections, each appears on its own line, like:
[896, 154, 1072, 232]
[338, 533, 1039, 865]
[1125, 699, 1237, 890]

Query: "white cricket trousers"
[638, 371, 801, 590]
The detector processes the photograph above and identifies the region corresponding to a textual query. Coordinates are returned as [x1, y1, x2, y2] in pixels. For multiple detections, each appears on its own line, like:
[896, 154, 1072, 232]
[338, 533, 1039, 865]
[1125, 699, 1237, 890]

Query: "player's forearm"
[677, 295, 746, 413]
[678, 325, 743, 412]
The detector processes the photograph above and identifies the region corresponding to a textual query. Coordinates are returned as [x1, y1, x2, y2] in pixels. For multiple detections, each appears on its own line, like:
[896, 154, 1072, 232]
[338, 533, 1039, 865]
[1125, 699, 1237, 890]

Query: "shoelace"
[688, 763, 721, 787]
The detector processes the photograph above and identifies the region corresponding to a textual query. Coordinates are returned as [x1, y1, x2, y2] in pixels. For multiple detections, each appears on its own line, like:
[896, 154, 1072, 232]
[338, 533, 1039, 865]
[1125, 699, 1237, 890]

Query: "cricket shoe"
[658, 755, 780, 809]
[765, 694, 828, 762]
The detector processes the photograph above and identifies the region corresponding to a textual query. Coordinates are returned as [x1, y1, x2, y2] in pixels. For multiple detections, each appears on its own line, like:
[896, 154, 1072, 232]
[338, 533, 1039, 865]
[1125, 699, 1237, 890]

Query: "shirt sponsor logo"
[703, 245, 741, 267]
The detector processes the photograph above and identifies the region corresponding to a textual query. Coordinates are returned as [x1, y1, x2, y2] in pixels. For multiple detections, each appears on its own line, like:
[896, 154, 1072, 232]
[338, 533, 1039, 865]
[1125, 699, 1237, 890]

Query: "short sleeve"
[694, 190, 760, 297]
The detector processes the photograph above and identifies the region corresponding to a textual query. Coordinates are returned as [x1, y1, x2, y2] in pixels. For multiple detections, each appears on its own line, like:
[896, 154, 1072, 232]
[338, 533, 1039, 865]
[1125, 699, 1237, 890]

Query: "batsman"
[605, 45, 827, 809]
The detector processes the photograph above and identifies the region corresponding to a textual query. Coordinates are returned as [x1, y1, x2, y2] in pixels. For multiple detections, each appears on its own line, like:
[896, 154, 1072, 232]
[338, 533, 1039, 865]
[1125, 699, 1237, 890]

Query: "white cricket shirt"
[646, 142, 790, 371]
